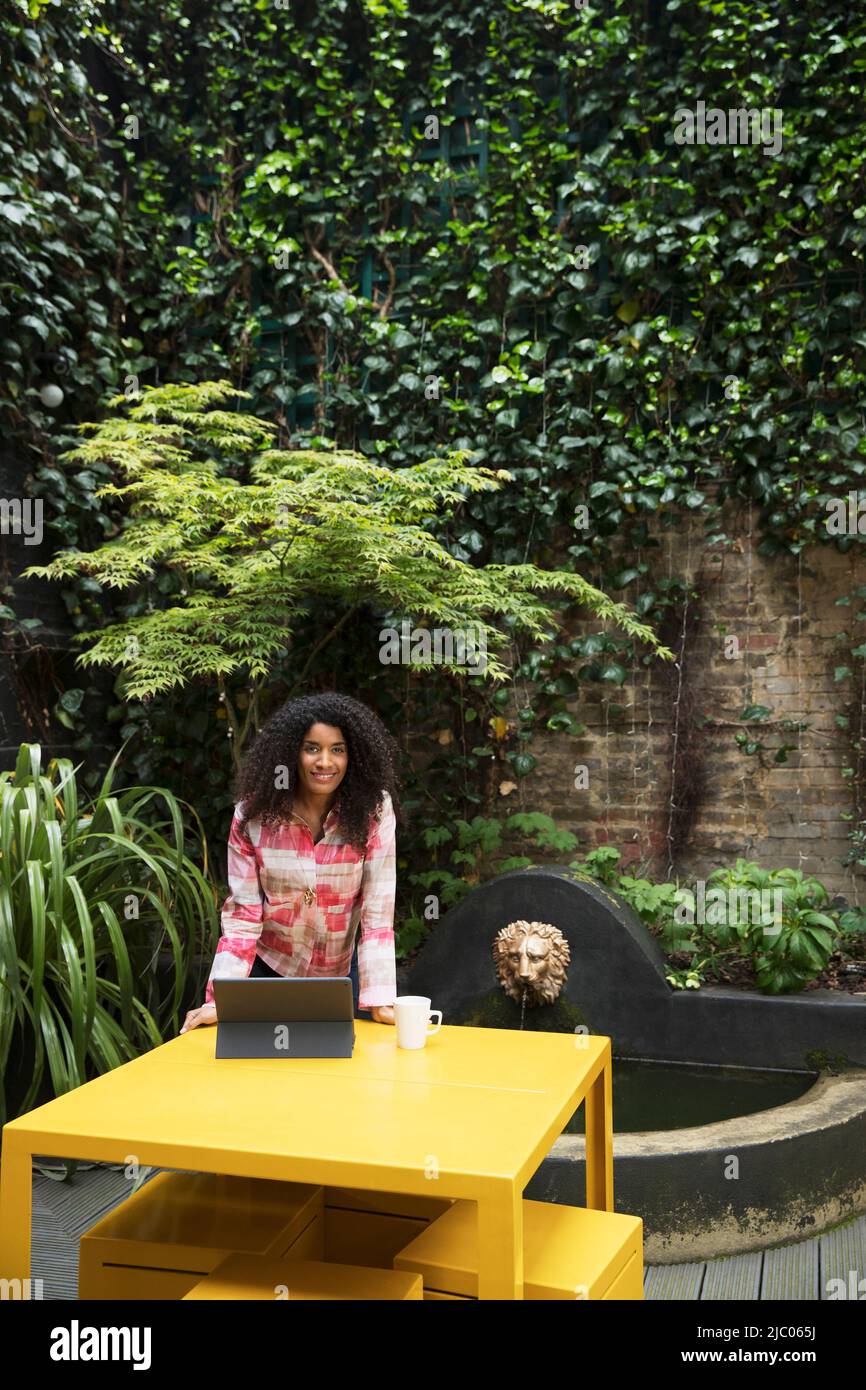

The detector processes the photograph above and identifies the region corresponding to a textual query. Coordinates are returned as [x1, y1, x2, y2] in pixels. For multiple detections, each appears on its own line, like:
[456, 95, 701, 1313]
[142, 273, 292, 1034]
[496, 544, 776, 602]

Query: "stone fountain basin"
[525, 1069, 866, 1263]
[402, 865, 866, 1260]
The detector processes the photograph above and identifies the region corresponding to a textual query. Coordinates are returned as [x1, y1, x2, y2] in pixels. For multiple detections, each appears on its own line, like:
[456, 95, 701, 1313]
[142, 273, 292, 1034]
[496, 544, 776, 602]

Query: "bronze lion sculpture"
[493, 920, 571, 1006]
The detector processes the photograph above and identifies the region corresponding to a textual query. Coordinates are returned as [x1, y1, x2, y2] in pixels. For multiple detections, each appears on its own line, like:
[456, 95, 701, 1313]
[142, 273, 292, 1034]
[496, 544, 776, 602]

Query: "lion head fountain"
[493, 920, 571, 1006]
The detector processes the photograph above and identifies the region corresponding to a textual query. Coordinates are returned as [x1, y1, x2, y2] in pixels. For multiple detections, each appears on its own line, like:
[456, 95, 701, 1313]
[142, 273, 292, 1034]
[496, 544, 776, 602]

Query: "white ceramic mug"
[394, 995, 443, 1050]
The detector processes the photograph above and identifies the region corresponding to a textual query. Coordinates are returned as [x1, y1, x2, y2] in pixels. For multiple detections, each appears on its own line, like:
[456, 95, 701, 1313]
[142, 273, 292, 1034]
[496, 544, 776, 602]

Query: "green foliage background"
[3, 0, 866, 922]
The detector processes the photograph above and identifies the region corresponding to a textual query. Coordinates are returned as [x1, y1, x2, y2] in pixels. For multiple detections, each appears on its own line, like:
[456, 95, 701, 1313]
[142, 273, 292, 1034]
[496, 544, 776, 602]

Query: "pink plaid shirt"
[205, 793, 397, 1010]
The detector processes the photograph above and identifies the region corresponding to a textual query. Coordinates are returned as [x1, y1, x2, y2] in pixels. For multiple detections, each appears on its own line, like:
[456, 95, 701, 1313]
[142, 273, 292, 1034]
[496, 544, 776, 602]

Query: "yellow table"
[0, 1022, 612, 1300]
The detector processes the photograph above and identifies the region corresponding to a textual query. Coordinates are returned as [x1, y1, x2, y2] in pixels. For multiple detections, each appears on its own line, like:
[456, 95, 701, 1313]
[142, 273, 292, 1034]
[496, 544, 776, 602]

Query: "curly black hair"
[234, 692, 402, 851]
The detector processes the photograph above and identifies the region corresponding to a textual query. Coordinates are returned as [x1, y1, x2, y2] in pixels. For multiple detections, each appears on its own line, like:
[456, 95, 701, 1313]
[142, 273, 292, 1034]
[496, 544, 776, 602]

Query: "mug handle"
[427, 1010, 443, 1036]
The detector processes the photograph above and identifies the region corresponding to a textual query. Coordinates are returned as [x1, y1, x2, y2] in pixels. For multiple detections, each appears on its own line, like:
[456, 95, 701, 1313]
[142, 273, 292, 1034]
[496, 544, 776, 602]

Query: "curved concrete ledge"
[526, 1071, 866, 1263]
[407, 868, 866, 1260]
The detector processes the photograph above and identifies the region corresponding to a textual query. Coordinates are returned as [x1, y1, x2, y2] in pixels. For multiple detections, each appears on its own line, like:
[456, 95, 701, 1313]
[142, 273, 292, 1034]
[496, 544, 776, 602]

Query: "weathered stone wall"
[5, 451, 865, 903]
[531, 507, 866, 902]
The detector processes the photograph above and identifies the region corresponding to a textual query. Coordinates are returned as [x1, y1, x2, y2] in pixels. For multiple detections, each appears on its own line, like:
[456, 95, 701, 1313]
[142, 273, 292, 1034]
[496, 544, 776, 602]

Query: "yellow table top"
[5, 1023, 609, 1197]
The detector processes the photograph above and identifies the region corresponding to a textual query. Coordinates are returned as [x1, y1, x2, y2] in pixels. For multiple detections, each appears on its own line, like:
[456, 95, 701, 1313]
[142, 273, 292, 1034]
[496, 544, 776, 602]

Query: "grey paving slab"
[30, 1164, 164, 1300]
[33, 1164, 157, 1237]
[30, 1220, 79, 1301]
[700, 1251, 763, 1300]
[760, 1238, 820, 1301]
[644, 1262, 706, 1300]
[818, 1217, 866, 1301]
[33, 1268, 77, 1294]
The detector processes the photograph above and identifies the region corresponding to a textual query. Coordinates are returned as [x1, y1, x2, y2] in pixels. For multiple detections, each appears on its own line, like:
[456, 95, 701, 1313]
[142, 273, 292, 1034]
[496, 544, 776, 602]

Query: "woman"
[181, 692, 399, 1032]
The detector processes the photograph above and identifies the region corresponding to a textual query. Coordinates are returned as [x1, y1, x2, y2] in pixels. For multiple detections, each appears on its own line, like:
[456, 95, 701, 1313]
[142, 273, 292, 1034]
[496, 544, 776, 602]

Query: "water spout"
[519, 987, 527, 1030]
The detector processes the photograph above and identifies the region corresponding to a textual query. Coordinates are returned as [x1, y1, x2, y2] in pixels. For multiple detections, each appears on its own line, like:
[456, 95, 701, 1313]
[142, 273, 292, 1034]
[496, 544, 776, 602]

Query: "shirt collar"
[289, 801, 341, 832]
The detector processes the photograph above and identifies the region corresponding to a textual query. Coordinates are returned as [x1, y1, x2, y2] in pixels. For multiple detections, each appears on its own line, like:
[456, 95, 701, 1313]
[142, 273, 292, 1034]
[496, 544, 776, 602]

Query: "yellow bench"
[394, 1199, 643, 1300]
[79, 1172, 323, 1300]
[183, 1252, 423, 1301]
[322, 1188, 452, 1268]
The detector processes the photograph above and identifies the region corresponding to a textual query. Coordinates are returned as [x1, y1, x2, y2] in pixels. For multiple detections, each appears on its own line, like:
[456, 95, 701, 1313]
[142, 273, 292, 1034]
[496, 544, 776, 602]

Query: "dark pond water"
[565, 1058, 816, 1134]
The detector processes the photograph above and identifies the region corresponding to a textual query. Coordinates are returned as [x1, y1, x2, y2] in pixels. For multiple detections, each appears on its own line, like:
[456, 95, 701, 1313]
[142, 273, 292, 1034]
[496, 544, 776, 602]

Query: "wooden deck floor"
[26, 1164, 866, 1300]
[644, 1218, 866, 1299]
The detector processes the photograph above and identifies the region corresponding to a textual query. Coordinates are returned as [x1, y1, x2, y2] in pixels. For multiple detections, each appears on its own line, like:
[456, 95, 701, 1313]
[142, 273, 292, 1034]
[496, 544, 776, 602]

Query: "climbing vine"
[3, 0, 866, 883]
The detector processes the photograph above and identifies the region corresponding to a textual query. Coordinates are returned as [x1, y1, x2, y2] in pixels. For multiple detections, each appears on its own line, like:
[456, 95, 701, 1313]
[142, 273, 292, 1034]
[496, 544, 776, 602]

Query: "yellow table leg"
[477, 1181, 524, 1300]
[584, 1054, 614, 1211]
[0, 1131, 32, 1285]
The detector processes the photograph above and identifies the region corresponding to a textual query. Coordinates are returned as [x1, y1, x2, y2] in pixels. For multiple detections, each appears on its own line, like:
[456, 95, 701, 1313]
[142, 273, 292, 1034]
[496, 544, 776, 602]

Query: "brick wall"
[528, 507, 866, 902]
[5, 454, 865, 902]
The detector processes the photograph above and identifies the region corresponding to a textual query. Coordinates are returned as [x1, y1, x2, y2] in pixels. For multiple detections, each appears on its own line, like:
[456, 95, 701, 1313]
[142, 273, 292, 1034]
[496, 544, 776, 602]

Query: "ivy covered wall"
[2, 0, 866, 893]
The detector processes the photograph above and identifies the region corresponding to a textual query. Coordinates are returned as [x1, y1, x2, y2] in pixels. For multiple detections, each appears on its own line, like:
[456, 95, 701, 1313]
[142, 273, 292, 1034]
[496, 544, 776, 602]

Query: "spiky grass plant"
[0, 743, 218, 1123]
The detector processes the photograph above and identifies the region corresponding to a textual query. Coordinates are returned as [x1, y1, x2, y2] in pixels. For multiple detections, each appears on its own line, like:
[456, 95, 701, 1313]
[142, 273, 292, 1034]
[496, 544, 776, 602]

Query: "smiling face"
[296, 722, 348, 800]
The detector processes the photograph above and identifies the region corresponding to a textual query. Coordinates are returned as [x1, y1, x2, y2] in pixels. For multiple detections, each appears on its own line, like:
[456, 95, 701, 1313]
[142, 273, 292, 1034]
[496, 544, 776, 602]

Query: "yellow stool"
[322, 1187, 452, 1269]
[79, 1172, 324, 1300]
[183, 1252, 423, 1301]
[394, 1199, 644, 1300]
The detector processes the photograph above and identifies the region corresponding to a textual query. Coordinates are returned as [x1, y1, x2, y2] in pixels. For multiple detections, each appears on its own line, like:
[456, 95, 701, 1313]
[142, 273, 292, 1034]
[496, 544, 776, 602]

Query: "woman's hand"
[180, 1003, 217, 1033]
[370, 1004, 395, 1025]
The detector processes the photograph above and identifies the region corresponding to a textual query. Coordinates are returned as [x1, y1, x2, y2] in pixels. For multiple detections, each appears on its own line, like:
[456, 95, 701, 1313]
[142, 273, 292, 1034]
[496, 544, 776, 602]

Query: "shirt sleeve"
[204, 807, 265, 1006]
[356, 792, 397, 1010]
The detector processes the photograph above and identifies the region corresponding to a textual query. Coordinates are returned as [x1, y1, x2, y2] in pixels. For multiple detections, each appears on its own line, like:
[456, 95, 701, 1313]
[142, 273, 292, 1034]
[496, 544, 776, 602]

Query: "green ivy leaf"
[511, 753, 537, 778]
[741, 705, 772, 722]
